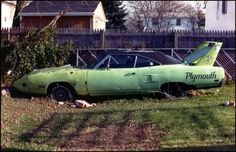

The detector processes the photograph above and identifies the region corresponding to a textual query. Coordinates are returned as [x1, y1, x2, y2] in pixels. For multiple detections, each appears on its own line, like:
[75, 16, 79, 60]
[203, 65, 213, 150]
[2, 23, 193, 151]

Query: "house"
[143, 13, 195, 31]
[19, 1, 107, 30]
[205, 1, 235, 31]
[1, 1, 16, 28]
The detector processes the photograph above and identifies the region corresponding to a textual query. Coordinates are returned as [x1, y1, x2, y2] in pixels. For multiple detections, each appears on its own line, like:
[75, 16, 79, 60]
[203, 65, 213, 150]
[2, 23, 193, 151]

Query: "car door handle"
[125, 72, 136, 76]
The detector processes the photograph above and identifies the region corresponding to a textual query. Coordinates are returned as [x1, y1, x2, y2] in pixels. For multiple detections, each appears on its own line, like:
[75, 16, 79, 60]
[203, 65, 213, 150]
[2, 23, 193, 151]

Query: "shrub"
[1, 27, 74, 85]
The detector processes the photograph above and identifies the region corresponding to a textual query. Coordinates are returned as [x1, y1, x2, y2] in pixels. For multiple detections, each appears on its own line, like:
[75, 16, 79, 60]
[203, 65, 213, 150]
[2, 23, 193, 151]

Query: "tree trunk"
[12, 0, 28, 27]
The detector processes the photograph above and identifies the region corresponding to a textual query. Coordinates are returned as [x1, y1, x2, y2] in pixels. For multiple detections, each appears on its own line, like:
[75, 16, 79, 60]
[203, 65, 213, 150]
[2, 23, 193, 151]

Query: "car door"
[136, 55, 161, 92]
[87, 54, 140, 95]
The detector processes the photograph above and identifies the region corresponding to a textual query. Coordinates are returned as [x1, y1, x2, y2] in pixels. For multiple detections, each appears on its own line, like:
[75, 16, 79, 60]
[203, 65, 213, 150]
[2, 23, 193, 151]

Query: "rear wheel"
[161, 83, 187, 98]
[49, 84, 75, 102]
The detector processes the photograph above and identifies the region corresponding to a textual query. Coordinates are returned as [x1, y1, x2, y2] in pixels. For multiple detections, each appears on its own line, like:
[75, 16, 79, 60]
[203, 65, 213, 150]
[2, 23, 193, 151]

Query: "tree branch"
[36, 9, 69, 37]
[13, 0, 29, 27]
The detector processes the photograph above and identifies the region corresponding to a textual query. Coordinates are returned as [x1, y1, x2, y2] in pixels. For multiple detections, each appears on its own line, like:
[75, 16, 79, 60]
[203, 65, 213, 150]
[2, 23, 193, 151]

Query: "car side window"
[135, 56, 159, 68]
[109, 55, 135, 68]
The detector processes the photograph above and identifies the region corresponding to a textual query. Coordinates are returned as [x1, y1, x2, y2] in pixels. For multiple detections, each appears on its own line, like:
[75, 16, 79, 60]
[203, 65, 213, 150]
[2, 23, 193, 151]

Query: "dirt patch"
[57, 122, 166, 151]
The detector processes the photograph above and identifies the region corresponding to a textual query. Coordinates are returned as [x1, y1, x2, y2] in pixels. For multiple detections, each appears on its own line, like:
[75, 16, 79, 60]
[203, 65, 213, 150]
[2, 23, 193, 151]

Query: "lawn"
[1, 83, 235, 151]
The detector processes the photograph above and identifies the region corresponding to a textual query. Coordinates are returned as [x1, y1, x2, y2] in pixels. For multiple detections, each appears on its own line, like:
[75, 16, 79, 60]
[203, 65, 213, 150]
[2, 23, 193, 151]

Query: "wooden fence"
[1, 27, 235, 48]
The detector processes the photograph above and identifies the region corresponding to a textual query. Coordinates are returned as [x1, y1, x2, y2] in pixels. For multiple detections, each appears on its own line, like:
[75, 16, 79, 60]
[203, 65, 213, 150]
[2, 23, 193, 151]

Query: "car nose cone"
[12, 75, 29, 93]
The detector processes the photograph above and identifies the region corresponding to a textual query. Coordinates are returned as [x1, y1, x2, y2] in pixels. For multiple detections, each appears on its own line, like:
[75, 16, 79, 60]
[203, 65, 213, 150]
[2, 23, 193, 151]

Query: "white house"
[143, 12, 195, 31]
[205, 1, 235, 31]
[1, 1, 16, 28]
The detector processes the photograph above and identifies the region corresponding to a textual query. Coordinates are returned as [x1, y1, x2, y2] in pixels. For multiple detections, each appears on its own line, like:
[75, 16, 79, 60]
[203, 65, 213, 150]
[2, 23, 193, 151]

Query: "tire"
[161, 83, 187, 98]
[49, 84, 75, 102]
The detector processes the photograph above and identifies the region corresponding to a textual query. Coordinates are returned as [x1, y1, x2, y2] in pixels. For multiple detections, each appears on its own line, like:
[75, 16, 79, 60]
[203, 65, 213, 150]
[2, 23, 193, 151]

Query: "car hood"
[30, 64, 74, 74]
[12, 65, 79, 94]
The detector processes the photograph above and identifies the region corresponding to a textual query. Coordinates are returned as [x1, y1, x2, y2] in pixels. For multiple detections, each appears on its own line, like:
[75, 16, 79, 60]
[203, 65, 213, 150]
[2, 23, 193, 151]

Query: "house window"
[152, 18, 158, 26]
[4, 17, 7, 22]
[176, 18, 181, 26]
[222, 1, 227, 14]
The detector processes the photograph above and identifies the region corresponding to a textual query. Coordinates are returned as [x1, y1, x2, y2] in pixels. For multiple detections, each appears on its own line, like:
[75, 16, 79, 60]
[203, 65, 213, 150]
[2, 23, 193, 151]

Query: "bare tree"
[125, 1, 187, 31]
[10, 0, 69, 40]
[36, 10, 69, 37]
[12, 0, 29, 27]
[184, 1, 205, 31]
[152, 1, 186, 30]
[125, 1, 154, 31]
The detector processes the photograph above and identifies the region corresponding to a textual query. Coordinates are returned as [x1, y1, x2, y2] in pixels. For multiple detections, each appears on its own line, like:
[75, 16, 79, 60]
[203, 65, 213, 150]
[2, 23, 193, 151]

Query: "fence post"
[7, 28, 10, 41]
[171, 48, 174, 56]
[100, 30, 105, 48]
[76, 48, 79, 66]
[174, 31, 178, 48]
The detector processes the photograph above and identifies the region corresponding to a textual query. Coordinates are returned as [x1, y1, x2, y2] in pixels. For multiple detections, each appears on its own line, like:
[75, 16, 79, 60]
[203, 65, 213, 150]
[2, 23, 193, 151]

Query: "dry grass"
[1, 83, 235, 151]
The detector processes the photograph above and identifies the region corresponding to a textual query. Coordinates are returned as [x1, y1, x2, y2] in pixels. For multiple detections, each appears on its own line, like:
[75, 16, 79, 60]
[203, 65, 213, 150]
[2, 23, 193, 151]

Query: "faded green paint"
[87, 68, 140, 95]
[12, 41, 225, 97]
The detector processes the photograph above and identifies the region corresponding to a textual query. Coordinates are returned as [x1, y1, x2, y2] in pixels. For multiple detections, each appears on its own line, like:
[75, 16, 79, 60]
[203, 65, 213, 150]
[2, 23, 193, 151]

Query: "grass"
[1, 83, 235, 151]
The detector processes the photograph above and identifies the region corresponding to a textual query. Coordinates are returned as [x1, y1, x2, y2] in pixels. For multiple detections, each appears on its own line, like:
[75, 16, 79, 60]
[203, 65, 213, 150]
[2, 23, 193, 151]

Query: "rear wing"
[183, 41, 223, 66]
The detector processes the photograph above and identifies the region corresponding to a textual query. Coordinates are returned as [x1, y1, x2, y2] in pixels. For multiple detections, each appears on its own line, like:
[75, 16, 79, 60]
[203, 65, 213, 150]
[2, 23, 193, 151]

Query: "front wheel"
[49, 85, 75, 102]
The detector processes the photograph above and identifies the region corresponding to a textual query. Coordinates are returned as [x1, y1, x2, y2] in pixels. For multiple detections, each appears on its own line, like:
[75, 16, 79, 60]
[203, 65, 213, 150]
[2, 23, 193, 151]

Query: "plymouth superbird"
[12, 41, 225, 101]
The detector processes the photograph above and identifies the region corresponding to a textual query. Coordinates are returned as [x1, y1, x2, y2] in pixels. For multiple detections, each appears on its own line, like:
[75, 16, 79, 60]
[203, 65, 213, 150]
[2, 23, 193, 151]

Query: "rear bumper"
[193, 78, 226, 90]
[219, 78, 226, 87]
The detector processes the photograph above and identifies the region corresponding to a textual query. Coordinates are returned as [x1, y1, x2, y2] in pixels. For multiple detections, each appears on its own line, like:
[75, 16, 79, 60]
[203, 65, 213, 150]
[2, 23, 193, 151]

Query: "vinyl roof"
[108, 51, 182, 64]
[92, 50, 182, 65]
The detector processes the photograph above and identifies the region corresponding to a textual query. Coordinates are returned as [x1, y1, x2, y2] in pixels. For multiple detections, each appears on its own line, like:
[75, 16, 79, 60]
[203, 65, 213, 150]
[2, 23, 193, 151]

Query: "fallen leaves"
[186, 89, 219, 97]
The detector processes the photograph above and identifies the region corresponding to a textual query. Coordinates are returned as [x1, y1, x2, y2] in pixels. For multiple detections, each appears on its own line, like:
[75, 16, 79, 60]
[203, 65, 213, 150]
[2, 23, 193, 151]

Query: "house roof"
[20, 1, 100, 16]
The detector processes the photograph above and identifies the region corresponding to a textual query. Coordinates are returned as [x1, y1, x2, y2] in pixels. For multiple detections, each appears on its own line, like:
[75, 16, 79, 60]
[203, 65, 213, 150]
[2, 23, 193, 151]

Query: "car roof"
[101, 49, 182, 64]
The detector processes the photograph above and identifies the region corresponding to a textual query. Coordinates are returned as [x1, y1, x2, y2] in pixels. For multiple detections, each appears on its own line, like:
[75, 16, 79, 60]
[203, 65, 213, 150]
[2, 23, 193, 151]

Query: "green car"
[12, 41, 225, 101]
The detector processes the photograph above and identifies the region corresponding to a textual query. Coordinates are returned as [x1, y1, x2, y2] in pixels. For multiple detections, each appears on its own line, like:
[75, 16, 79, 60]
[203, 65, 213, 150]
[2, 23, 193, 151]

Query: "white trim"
[93, 15, 108, 22]
[19, 12, 94, 16]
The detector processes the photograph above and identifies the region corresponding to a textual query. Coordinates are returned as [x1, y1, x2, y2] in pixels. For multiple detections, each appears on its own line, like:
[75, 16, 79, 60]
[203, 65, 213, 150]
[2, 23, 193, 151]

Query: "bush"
[1, 27, 74, 85]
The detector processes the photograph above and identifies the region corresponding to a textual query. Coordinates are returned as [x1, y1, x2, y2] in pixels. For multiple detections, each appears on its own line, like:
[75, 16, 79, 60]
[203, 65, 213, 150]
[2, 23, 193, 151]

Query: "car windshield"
[86, 54, 106, 69]
[75, 51, 107, 69]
